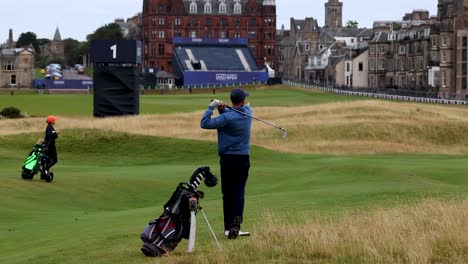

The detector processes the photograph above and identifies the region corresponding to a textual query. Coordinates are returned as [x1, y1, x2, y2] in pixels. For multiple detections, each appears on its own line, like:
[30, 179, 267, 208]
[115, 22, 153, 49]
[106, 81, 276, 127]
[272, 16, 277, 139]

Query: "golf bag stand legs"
[187, 197, 198, 253]
[187, 206, 222, 253]
[200, 207, 222, 251]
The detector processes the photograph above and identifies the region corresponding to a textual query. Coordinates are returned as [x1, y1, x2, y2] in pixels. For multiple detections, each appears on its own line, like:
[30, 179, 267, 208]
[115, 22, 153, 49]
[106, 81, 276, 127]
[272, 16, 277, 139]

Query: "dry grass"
[2, 100, 468, 154]
[160, 200, 468, 264]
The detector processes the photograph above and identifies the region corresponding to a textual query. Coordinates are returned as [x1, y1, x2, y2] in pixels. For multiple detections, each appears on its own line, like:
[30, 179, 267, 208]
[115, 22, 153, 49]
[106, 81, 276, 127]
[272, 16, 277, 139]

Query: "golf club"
[211, 100, 287, 138]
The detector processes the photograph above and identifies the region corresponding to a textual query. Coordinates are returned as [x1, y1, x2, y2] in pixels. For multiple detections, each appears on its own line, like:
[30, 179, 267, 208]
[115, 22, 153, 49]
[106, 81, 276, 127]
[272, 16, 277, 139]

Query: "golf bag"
[140, 166, 217, 257]
[21, 139, 54, 183]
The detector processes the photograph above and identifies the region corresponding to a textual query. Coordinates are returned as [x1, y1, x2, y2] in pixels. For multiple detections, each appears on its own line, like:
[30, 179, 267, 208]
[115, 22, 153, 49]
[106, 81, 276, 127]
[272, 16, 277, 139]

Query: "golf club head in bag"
[140, 166, 218, 257]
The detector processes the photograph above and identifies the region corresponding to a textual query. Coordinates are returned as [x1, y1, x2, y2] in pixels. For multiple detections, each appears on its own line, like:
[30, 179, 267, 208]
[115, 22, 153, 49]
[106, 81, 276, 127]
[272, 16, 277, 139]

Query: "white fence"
[284, 80, 468, 106]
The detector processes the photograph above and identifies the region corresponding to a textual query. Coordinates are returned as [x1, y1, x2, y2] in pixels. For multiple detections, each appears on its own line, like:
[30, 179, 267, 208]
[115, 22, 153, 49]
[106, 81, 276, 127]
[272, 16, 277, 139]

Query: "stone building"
[277, 18, 320, 80]
[368, 1, 468, 99]
[368, 15, 436, 94]
[0, 47, 35, 88]
[40, 27, 65, 61]
[324, 0, 343, 29]
[278, 0, 371, 83]
[141, 0, 277, 73]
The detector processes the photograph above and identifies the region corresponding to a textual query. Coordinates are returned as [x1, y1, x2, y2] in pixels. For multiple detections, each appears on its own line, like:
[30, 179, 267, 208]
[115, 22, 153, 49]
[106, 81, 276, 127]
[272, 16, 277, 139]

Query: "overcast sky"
[0, 0, 437, 42]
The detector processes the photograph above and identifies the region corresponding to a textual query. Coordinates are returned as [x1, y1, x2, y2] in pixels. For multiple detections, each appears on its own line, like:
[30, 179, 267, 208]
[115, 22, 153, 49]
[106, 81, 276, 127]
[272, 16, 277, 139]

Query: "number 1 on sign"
[110, 44, 117, 59]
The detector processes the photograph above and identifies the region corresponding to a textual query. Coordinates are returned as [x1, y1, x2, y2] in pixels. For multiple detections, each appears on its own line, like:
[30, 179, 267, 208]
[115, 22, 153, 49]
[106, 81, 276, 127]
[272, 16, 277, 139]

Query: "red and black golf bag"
[140, 166, 217, 257]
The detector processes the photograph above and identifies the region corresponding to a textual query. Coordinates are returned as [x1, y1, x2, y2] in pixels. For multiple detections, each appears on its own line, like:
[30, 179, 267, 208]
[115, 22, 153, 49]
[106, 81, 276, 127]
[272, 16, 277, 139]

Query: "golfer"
[44, 115, 60, 177]
[200, 88, 252, 239]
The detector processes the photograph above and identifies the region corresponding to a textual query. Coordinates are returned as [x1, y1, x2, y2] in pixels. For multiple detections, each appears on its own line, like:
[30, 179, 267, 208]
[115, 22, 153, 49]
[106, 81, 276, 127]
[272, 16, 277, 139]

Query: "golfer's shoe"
[228, 216, 241, 239]
[224, 230, 251, 237]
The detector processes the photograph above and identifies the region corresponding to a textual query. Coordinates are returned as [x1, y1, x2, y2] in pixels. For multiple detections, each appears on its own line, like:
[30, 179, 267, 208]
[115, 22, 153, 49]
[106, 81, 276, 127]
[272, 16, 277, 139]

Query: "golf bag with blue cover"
[140, 166, 218, 257]
[21, 139, 54, 183]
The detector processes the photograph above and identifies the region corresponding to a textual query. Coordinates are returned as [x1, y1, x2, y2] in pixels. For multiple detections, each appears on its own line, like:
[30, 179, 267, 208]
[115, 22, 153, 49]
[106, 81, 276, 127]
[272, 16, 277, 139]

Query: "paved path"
[62, 69, 92, 80]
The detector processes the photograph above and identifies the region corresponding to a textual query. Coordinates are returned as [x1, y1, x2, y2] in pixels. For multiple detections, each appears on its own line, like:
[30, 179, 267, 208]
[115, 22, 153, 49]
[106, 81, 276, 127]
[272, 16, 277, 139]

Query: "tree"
[346, 20, 359, 29]
[64, 38, 84, 65]
[391, 22, 402, 31]
[87, 23, 124, 41]
[82, 23, 124, 55]
[16, 32, 40, 53]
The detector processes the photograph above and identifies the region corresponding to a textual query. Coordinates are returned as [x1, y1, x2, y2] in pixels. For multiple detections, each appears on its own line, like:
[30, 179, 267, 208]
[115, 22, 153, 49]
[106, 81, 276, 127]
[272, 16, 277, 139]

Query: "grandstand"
[172, 38, 268, 87]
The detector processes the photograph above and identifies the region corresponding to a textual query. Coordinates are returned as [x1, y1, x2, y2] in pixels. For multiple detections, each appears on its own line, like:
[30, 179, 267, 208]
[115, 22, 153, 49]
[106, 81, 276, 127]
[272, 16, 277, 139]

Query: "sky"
[0, 0, 438, 42]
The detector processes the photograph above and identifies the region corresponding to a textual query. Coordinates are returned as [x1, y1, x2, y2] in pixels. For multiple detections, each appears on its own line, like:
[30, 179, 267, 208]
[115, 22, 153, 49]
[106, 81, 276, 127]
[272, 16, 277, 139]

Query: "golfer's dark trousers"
[45, 148, 58, 171]
[220, 154, 250, 230]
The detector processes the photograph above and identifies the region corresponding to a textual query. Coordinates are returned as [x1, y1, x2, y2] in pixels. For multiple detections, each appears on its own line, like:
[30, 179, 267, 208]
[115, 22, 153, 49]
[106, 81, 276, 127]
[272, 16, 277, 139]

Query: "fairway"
[1, 87, 467, 263]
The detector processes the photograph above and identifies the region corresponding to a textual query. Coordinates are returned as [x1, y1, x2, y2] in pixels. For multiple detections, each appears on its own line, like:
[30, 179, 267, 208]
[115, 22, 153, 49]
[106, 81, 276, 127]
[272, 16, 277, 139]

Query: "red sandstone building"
[141, 0, 277, 73]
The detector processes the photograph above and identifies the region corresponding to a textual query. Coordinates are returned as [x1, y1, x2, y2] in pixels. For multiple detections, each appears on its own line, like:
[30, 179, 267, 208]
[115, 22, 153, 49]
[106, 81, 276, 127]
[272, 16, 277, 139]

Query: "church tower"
[325, 0, 343, 28]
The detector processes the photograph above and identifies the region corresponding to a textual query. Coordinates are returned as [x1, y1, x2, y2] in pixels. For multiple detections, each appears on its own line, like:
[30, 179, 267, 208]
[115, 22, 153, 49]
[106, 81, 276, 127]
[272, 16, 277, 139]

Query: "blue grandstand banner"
[183, 71, 268, 86]
[33, 79, 94, 89]
[173, 37, 248, 46]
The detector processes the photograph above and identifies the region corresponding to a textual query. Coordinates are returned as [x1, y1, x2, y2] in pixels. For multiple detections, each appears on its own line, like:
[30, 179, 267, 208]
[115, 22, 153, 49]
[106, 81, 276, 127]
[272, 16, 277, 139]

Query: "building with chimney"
[368, 0, 468, 99]
[0, 30, 35, 88]
[277, 0, 371, 83]
[141, 0, 277, 73]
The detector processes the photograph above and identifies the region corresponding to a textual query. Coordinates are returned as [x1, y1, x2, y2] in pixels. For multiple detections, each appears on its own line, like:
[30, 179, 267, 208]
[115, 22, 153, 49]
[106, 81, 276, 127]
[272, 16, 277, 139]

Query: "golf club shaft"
[226, 106, 286, 132]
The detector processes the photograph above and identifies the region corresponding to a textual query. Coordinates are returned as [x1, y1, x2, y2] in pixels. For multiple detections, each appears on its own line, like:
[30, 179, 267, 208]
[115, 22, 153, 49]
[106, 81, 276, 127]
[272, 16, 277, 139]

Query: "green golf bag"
[21, 139, 53, 183]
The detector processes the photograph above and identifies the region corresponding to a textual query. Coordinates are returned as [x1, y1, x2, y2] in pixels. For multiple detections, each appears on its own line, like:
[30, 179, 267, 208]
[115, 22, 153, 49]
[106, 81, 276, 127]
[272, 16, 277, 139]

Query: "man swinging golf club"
[200, 88, 252, 239]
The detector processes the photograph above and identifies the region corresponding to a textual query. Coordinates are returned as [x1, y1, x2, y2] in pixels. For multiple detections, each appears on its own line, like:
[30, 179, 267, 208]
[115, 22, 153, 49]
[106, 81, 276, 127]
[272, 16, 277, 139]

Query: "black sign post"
[91, 40, 142, 117]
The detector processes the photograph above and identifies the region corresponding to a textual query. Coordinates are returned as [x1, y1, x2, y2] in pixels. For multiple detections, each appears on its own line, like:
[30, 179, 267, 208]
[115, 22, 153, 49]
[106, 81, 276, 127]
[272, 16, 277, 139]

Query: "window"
[152, 18, 156, 26]
[346, 63, 350, 72]
[205, 31, 212, 38]
[234, 32, 241, 38]
[220, 18, 226, 26]
[204, 2, 212, 13]
[380, 45, 385, 54]
[11, 75, 16, 85]
[189, 2, 197, 13]
[319, 44, 324, 50]
[463, 37, 468, 48]
[359, 62, 364, 72]
[305, 44, 310, 51]
[351, 39, 355, 44]
[369, 60, 375, 70]
[205, 17, 212, 26]
[248, 31, 256, 40]
[220, 31, 226, 39]
[280, 55, 284, 62]
[442, 51, 447, 62]
[442, 71, 446, 86]
[249, 18, 256, 27]
[432, 37, 438, 48]
[234, 2, 242, 14]
[399, 45, 406, 54]
[174, 31, 182, 37]
[369, 46, 375, 55]
[264, 32, 272, 40]
[190, 18, 198, 26]
[159, 18, 165, 25]
[158, 31, 165, 38]
[219, 2, 227, 13]
[151, 44, 156, 57]
[174, 18, 181, 26]
[235, 18, 241, 27]
[191, 31, 197, 38]
[3, 60, 15, 71]
[158, 44, 165, 56]
[442, 36, 447, 46]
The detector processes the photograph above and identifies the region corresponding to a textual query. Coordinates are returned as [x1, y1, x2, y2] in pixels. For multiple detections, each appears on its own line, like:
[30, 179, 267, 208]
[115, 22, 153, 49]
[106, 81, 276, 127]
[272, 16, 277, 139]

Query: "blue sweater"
[200, 105, 252, 155]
